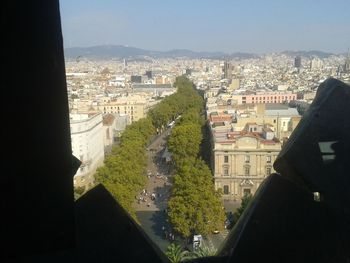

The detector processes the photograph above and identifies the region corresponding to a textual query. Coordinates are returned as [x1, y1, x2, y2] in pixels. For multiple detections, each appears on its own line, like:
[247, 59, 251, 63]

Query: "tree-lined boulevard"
[94, 76, 243, 257]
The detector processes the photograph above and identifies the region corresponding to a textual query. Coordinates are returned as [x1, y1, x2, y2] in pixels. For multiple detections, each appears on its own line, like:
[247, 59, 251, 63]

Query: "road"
[134, 127, 239, 253]
[134, 128, 174, 252]
[202, 229, 229, 252]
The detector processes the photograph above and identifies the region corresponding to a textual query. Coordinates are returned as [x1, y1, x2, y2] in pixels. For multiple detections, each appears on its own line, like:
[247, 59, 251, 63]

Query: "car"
[212, 230, 220, 234]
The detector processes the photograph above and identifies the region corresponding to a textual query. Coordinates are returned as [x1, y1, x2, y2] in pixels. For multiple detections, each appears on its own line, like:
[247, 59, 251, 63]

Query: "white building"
[70, 113, 105, 189]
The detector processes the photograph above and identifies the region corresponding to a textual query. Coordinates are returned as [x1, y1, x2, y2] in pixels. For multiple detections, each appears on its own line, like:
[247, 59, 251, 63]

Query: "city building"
[228, 78, 240, 91]
[131, 83, 175, 97]
[131, 75, 142, 83]
[115, 114, 130, 138]
[98, 95, 147, 123]
[211, 124, 281, 199]
[208, 102, 301, 199]
[310, 57, 323, 71]
[145, 70, 152, 79]
[70, 113, 105, 189]
[344, 50, 350, 73]
[223, 61, 232, 79]
[294, 56, 302, 68]
[185, 68, 192, 75]
[230, 91, 297, 105]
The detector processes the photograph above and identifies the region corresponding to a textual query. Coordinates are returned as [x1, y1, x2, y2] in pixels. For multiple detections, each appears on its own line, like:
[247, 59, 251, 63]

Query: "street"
[134, 127, 238, 253]
[134, 128, 174, 252]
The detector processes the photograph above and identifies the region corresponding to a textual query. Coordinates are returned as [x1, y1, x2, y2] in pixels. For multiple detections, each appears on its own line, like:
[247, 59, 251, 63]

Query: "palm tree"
[165, 243, 191, 263]
[191, 246, 216, 258]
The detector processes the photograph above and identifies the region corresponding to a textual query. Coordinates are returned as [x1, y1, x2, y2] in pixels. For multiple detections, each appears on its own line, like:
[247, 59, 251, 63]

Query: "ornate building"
[211, 123, 281, 199]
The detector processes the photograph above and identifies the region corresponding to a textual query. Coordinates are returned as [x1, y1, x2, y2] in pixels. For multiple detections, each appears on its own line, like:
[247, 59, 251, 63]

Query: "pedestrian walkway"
[133, 127, 176, 252]
[134, 127, 173, 212]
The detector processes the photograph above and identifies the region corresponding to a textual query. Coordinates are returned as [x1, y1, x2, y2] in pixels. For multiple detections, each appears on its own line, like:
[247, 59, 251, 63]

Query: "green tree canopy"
[168, 159, 225, 237]
[95, 76, 203, 219]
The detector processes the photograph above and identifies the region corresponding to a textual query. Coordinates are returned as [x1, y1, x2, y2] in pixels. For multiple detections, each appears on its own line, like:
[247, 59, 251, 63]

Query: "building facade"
[230, 92, 297, 105]
[294, 56, 302, 68]
[98, 96, 146, 123]
[212, 128, 281, 199]
[70, 113, 105, 189]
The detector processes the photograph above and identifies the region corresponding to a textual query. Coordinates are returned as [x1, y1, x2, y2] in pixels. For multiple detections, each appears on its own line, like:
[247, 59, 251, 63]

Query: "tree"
[231, 193, 253, 225]
[167, 77, 225, 238]
[94, 75, 208, 220]
[166, 244, 216, 262]
[236, 193, 253, 217]
[165, 243, 191, 263]
[168, 160, 225, 238]
[191, 246, 216, 258]
[168, 124, 202, 164]
[74, 186, 85, 200]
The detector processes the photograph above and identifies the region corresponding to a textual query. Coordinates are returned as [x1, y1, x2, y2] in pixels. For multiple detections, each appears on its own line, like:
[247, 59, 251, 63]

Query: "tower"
[344, 48, 350, 73]
[294, 56, 302, 68]
[223, 60, 232, 79]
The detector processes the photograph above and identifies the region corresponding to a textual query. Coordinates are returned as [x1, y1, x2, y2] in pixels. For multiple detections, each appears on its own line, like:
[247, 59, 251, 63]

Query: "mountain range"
[64, 45, 338, 60]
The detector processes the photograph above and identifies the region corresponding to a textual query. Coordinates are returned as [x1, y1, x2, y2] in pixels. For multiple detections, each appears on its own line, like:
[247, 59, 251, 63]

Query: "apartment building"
[208, 103, 301, 140]
[70, 113, 105, 189]
[98, 95, 147, 123]
[230, 91, 297, 105]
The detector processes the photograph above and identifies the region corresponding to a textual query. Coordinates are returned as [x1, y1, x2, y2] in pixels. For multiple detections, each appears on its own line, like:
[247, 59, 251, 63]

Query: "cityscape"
[4, 1, 350, 262]
[66, 47, 350, 255]
[59, 0, 350, 261]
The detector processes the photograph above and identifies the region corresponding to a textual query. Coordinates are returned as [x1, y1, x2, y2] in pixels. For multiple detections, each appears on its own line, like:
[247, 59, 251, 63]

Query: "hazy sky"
[60, 0, 350, 53]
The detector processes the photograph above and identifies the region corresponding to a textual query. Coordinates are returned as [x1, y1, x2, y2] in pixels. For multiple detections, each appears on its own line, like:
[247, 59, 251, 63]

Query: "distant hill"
[64, 45, 259, 60]
[281, 50, 334, 58]
[64, 45, 340, 60]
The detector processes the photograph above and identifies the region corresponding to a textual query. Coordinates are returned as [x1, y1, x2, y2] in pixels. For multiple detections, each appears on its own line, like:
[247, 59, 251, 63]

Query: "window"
[266, 156, 271, 163]
[244, 166, 250, 176]
[223, 167, 229, 176]
[223, 185, 229, 195]
[224, 155, 229, 163]
[245, 155, 250, 163]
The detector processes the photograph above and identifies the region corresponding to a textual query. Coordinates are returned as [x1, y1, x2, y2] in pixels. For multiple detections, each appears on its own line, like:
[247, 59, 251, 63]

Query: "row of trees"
[95, 118, 155, 218]
[94, 76, 204, 218]
[167, 78, 226, 239]
[148, 76, 203, 131]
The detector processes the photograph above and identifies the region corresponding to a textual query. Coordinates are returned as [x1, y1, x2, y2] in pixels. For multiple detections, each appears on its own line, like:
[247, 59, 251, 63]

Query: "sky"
[59, 0, 350, 54]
